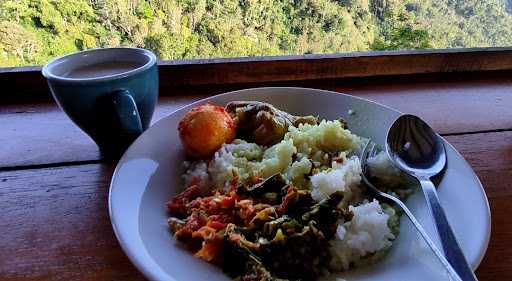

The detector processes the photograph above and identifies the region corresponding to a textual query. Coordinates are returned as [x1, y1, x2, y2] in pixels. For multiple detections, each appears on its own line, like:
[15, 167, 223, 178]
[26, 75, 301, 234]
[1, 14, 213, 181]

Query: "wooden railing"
[3, 47, 512, 100]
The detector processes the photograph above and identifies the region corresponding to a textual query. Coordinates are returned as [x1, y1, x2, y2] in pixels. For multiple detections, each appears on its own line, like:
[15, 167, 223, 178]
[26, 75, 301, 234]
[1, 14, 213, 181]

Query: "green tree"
[0, 21, 41, 65]
[371, 2, 433, 50]
[1, 0, 512, 67]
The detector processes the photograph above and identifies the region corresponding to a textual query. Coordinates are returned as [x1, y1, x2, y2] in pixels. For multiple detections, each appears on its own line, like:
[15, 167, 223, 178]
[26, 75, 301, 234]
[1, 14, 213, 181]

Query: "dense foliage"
[1, 0, 511, 66]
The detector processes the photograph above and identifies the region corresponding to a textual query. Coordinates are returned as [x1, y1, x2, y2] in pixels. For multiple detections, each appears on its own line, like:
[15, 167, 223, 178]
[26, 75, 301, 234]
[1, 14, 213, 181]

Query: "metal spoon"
[360, 141, 463, 281]
[386, 114, 478, 281]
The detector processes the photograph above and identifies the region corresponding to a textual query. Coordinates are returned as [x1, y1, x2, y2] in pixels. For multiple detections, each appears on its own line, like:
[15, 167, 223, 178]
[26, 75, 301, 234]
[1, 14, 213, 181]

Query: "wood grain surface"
[1, 131, 511, 281]
[0, 164, 143, 281]
[0, 95, 207, 168]
[2, 73, 512, 168]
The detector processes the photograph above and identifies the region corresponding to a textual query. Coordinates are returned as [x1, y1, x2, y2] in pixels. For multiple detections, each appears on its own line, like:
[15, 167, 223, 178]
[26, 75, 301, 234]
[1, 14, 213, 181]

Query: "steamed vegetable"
[167, 177, 346, 281]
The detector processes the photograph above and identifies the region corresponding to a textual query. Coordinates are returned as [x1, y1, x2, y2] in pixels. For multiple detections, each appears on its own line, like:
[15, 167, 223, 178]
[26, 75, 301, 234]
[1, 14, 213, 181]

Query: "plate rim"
[109, 86, 491, 280]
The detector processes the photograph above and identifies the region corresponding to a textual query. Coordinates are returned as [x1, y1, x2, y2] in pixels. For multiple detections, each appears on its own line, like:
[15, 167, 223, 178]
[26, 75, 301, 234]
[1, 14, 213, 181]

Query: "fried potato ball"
[178, 104, 236, 159]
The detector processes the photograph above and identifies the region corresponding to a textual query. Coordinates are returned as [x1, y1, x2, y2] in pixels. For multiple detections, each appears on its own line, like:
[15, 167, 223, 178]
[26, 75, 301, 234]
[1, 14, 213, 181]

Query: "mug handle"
[111, 90, 143, 136]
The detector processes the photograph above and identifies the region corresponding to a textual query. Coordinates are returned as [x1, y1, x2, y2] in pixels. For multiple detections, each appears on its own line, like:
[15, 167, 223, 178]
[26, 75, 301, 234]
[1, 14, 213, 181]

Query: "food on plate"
[167, 101, 408, 281]
[226, 101, 318, 146]
[178, 104, 236, 159]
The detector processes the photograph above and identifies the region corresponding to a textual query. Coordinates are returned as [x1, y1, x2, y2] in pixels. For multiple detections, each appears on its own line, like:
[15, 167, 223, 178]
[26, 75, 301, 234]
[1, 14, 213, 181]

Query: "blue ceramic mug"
[42, 48, 158, 159]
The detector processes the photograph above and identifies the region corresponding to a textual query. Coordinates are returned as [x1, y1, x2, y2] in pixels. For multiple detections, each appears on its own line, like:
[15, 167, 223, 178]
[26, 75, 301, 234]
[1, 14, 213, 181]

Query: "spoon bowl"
[386, 114, 446, 178]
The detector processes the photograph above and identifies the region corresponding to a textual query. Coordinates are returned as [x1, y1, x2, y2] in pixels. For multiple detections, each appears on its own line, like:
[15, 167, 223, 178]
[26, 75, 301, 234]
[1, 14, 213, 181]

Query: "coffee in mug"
[42, 48, 159, 159]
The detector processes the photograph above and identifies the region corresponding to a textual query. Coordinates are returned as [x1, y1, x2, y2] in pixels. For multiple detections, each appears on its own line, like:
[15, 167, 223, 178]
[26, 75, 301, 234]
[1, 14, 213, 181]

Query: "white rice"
[207, 139, 265, 190]
[367, 151, 404, 188]
[310, 156, 362, 202]
[182, 161, 210, 194]
[330, 200, 395, 271]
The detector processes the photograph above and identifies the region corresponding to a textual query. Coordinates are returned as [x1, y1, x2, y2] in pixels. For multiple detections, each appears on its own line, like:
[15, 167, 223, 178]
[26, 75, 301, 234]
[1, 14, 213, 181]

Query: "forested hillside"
[1, 0, 511, 67]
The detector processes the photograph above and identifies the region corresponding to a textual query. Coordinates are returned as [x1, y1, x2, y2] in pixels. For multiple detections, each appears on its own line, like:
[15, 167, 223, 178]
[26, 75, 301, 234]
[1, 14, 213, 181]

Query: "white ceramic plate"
[109, 87, 491, 281]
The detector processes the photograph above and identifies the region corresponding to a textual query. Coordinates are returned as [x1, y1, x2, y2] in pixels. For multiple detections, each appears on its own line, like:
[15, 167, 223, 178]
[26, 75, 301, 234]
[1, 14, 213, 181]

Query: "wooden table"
[1, 49, 511, 280]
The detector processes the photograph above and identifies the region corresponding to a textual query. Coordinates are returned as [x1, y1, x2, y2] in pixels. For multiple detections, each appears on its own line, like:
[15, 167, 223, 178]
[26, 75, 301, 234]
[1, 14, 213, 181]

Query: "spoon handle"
[419, 178, 479, 281]
[376, 192, 463, 281]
